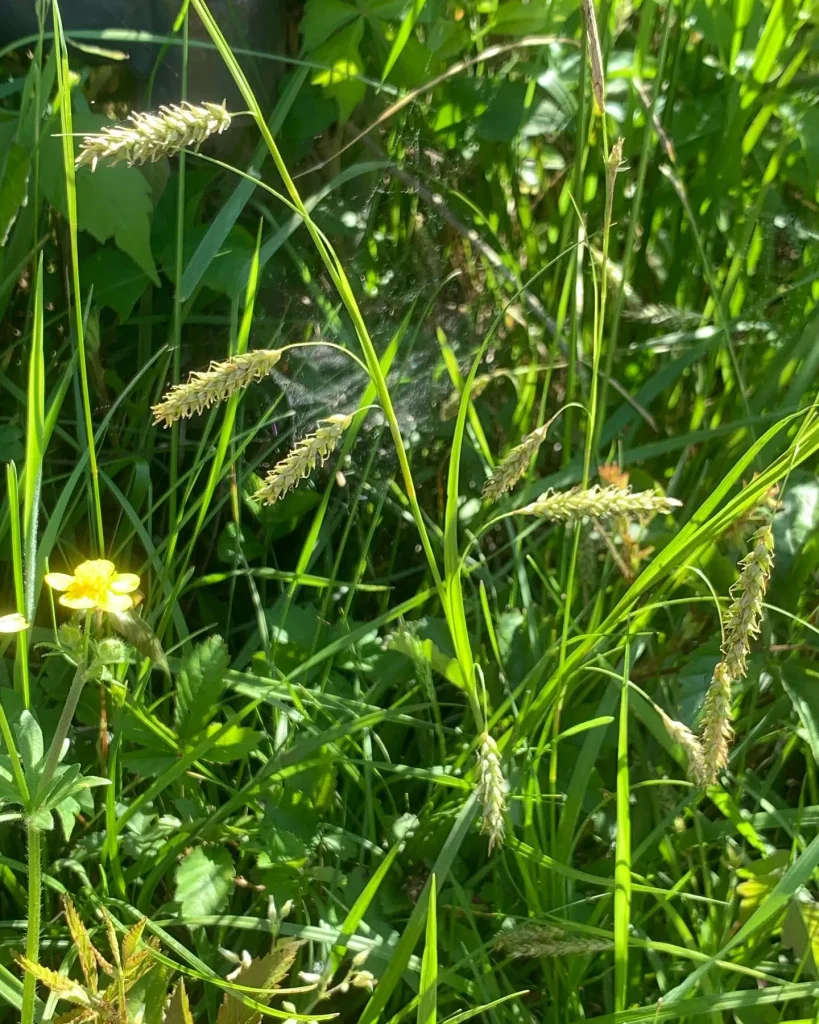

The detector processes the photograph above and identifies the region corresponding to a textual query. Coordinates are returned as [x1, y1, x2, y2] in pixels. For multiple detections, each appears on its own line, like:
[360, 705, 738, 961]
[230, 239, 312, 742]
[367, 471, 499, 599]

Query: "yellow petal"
[97, 591, 133, 613]
[75, 558, 115, 577]
[44, 573, 75, 592]
[0, 613, 29, 633]
[60, 594, 97, 610]
[110, 573, 140, 594]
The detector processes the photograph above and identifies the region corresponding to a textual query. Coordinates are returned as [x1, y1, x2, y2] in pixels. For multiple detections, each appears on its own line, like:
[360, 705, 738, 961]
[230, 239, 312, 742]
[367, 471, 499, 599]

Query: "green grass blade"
[418, 874, 437, 1024]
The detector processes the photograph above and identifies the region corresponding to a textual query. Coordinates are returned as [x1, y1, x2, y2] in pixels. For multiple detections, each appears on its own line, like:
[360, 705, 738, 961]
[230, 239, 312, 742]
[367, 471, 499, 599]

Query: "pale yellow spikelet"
[516, 484, 682, 523]
[656, 706, 705, 782]
[476, 732, 506, 854]
[495, 922, 612, 959]
[254, 414, 353, 504]
[722, 524, 775, 680]
[75, 101, 232, 170]
[483, 423, 550, 502]
[698, 661, 733, 786]
[699, 524, 775, 785]
[152, 349, 283, 427]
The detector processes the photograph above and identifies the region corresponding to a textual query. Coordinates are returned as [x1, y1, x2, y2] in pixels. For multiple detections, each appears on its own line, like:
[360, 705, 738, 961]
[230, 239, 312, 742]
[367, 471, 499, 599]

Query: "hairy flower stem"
[20, 823, 40, 1024]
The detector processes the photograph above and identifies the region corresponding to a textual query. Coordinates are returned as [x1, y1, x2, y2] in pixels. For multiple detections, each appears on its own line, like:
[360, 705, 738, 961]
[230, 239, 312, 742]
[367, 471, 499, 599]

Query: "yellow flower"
[0, 613, 28, 633]
[45, 560, 141, 613]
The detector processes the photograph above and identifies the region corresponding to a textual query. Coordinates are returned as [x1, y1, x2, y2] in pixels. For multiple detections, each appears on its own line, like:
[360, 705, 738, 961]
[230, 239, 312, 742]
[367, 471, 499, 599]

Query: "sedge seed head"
[483, 424, 550, 502]
[697, 525, 775, 785]
[76, 101, 232, 170]
[254, 414, 353, 505]
[476, 732, 506, 854]
[152, 349, 283, 427]
[495, 922, 612, 959]
[517, 484, 682, 523]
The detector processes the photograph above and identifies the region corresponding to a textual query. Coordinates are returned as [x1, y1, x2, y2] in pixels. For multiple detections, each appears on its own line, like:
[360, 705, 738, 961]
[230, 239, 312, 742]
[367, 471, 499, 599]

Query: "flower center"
[72, 560, 115, 596]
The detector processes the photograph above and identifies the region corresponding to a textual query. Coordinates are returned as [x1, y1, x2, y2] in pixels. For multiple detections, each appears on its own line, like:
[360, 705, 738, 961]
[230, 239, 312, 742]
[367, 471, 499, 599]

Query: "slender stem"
[37, 662, 87, 800]
[52, 2, 105, 555]
[20, 823, 41, 1024]
[38, 615, 92, 800]
[189, 0, 446, 605]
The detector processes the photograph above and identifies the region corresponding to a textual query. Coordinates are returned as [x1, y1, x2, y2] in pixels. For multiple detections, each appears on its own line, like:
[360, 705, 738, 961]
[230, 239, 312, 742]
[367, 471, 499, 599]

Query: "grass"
[0, 0, 819, 1021]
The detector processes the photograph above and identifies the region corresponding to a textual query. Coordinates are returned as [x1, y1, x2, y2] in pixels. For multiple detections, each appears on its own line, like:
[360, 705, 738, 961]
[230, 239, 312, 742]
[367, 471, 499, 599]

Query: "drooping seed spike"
[476, 731, 506, 854]
[253, 414, 353, 504]
[75, 100, 232, 170]
[483, 423, 550, 502]
[516, 484, 682, 523]
[152, 349, 283, 427]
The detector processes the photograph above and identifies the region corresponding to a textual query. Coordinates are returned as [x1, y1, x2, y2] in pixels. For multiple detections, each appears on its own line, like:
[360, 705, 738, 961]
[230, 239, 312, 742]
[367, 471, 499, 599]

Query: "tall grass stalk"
[51, 0, 104, 555]
[187, 0, 479, 706]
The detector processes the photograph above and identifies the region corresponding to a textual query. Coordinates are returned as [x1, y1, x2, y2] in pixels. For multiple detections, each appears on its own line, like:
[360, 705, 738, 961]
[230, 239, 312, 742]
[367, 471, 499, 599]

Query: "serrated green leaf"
[121, 918, 147, 967]
[164, 979, 194, 1024]
[175, 846, 234, 920]
[63, 898, 98, 994]
[175, 636, 229, 740]
[217, 941, 302, 1024]
[11, 952, 89, 1005]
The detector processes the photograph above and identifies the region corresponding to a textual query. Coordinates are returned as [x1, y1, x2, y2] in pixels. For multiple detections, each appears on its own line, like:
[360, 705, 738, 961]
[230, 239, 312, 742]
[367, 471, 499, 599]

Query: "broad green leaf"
[301, 0, 359, 51]
[39, 110, 158, 283]
[200, 723, 262, 764]
[174, 636, 230, 740]
[490, 0, 549, 35]
[0, 143, 30, 247]
[175, 846, 234, 920]
[81, 246, 150, 320]
[15, 711, 43, 776]
[311, 19, 367, 122]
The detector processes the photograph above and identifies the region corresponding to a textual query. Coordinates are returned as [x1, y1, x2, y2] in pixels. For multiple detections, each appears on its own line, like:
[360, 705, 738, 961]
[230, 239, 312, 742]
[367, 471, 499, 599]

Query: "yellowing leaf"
[63, 897, 98, 994]
[216, 941, 302, 1024]
[164, 979, 194, 1024]
[11, 952, 90, 1005]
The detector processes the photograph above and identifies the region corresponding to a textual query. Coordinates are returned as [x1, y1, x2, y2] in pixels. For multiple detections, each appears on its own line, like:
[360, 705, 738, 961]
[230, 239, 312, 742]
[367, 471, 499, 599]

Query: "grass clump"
[0, 0, 818, 1022]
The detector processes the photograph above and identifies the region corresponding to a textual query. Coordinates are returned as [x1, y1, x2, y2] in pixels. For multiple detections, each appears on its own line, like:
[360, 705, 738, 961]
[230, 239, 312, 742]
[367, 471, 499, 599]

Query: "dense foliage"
[1, 0, 819, 1021]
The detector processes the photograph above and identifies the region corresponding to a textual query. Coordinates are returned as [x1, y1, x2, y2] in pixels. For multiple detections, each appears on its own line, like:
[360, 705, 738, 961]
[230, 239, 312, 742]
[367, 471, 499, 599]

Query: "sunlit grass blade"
[51, 0, 104, 554]
[418, 874, 437, 1024]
